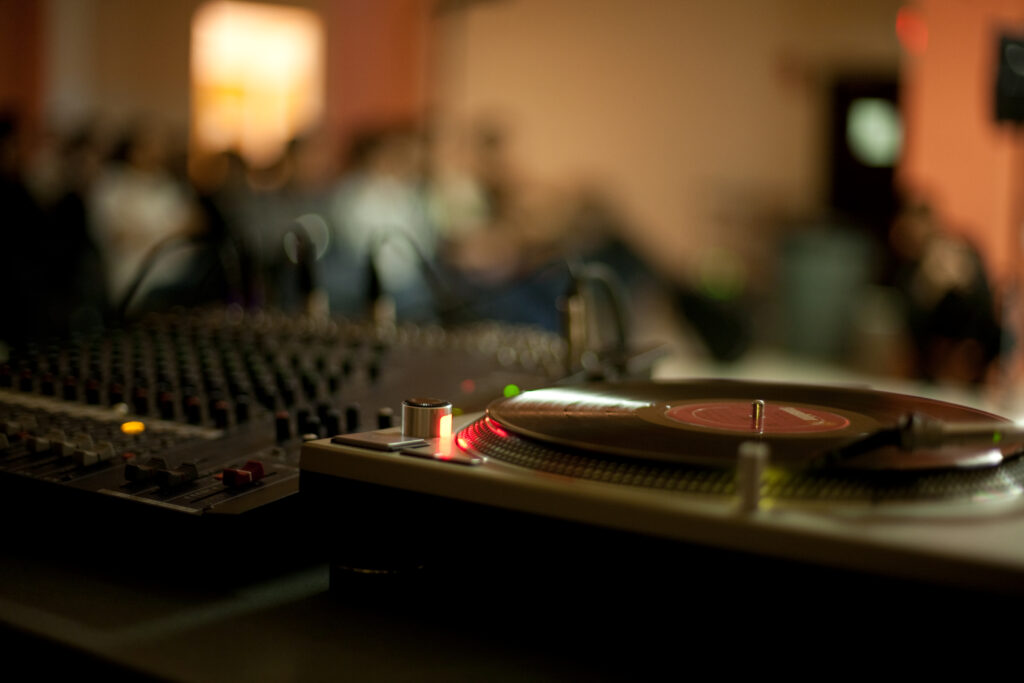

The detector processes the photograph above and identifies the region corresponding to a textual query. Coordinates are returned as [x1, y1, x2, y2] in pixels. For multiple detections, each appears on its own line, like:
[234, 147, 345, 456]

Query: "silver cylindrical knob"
[402, 398, 453, 439]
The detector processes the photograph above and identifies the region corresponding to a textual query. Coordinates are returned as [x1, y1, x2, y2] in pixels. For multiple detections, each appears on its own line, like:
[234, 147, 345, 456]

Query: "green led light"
[993, 431, 1003, 444]
[503, 384, 521, 398]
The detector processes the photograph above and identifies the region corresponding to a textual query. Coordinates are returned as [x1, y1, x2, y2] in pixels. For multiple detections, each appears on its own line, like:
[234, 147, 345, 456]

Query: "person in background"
[43, 124, 110, 333]
[890, 201, 1006, 385]
[187, 149, 261, 309]
[326, 124, 436, 319]
[0, 110, 50, 345]
[88, 118, 198, 312]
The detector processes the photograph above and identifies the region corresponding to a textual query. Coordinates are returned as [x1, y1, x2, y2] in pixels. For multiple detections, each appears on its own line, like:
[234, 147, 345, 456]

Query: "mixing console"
[0, 307, 567, 521]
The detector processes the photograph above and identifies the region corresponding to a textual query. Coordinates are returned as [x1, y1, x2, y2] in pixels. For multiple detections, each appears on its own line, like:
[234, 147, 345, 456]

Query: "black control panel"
[0, 308, 567, 519]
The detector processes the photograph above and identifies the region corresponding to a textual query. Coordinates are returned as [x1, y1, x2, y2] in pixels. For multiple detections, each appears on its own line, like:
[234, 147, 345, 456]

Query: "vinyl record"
[485, 380, 1016, 470]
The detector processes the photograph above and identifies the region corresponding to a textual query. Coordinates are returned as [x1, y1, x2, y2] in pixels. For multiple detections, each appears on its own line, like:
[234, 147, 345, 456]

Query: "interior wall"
[326, 0, 432, 147]
[434, 0, 904, 282]
[41, 0, 431, 156]
[45, 0, 202, 131]
[0, 0, 44, 132]
[898, 0, 1024, 288]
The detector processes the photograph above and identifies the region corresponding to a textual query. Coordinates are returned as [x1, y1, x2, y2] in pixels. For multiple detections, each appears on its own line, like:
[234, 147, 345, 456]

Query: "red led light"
[895, 6, 927, 55]
[460, 379, 476, 394]
[485, 417, 509, 439]
[438, 414, 452, 438]
[456, 436, 470, 451]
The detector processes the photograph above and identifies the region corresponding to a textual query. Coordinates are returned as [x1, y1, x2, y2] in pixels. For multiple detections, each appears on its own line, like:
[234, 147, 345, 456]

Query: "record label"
[663, 402, 850, 435]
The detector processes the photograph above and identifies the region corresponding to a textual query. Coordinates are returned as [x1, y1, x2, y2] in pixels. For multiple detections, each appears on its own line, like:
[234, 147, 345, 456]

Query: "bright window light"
[191, 1, 324, 166]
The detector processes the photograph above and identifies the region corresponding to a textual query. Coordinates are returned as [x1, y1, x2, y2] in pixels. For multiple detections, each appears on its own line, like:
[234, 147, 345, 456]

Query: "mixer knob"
[85, 377, 101, 405]
[255, 381, 275, 407]
[377, 407, 394, 429]
[158, 391, 175, 420]
[280, 381, 297, 407]
[303, 415, 322, 440]
[325, 409, 341, 436]
[275, 410, 292, 443]
[297, 407, 312, 435]
[401, 398, 453, 439]
[212, 400, 230, 429]
[316, 401, 331, 426]
[63, 376, 78, 401]
[344, 404, 360, 433]
[235, 396, 250, 424]
[132, 387, 149, 415]
[184, 396, 203, 424]
[301, 371, 318, 399]
[108, 381, 125, 405]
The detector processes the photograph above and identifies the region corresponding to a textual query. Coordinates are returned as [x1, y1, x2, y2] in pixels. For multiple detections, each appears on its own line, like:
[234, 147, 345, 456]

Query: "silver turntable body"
[300, 385, 1024, 595]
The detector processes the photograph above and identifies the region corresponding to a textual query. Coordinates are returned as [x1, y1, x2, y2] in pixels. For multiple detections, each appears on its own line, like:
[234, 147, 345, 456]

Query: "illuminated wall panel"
[191, 1, 324, 165]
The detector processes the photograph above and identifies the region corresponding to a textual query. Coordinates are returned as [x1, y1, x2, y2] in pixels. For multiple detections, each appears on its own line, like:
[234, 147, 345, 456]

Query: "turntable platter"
[485, 381, 1016, 470]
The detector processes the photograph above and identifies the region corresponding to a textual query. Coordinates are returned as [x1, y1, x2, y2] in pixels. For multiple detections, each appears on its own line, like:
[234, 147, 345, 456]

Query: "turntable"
[300, 380, 1024, 598]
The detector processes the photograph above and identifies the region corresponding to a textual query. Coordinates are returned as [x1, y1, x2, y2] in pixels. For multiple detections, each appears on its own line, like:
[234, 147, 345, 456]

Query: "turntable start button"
[402, 398, 453, 439]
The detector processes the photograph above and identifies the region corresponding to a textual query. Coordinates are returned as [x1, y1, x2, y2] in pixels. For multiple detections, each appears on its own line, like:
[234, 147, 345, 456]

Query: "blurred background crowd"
[0, 109, 646, 335]
[0, 0, 1022, 401]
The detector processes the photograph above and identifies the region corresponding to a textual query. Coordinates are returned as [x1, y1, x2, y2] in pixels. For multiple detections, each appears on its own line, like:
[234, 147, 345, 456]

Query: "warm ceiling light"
[191, 1, 324, 166]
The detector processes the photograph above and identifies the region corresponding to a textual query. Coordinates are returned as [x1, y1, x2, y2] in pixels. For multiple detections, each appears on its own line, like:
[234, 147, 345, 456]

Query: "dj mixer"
[0, 307, 575, 572]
